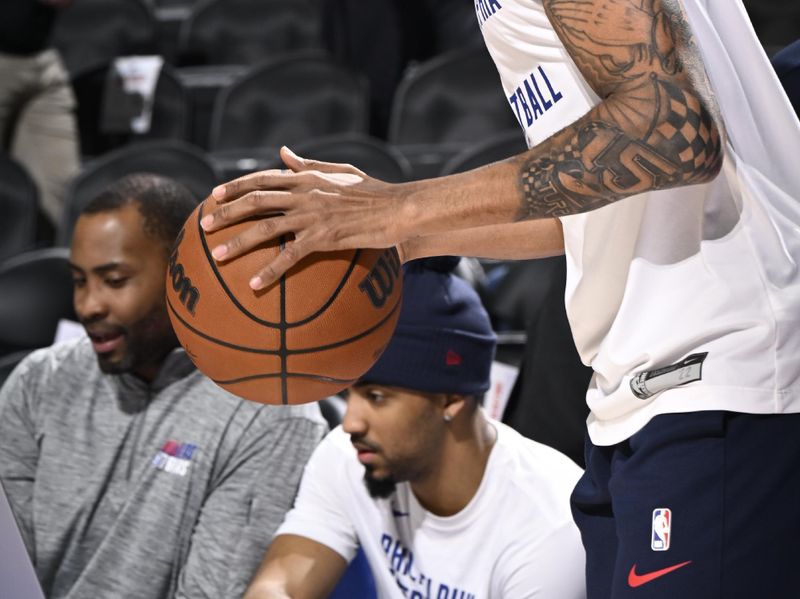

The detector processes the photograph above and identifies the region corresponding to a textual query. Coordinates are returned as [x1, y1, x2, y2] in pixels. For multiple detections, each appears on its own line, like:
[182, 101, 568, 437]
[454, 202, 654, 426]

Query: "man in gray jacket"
[0, 173, 327, 599]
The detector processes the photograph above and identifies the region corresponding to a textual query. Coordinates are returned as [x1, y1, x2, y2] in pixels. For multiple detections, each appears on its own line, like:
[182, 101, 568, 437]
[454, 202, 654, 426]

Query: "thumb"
[280, 146, 367, 177]
[280, 146, 308, 172]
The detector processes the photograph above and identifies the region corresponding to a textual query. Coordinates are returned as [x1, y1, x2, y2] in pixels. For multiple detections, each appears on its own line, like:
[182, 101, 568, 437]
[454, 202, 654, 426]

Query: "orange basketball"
[165, 195, 402, 405]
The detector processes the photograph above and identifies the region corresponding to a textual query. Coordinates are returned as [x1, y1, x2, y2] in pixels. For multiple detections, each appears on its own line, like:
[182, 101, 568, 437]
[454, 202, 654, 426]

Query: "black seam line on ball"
[167, 294, 401, 355]
[290, 248, 363, 327]
[212, 372, 358, 386]
[279, 235, 288, 405]
[168, 298, 280, 355]
[196, 203, 362, 329]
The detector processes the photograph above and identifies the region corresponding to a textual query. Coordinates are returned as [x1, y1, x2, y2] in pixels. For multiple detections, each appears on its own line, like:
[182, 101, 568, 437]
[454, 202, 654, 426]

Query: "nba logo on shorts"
[652, 508, 672, 551]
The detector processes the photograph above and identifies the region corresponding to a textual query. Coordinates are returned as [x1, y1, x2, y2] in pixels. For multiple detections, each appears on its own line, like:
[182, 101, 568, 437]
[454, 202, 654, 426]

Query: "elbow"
[700, 149, 723, 184]
[651, 82, 725, 188]
[686, 117, 724, 185]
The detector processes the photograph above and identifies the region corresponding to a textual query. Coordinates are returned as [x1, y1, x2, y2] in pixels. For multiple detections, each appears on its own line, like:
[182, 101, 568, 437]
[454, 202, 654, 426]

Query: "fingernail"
[284, 146, 300, 161]
[249, 276, 262, 289]
[211, 245, 227, 260]
[200, 215, 213, 230]
[212, 185, 225, 199]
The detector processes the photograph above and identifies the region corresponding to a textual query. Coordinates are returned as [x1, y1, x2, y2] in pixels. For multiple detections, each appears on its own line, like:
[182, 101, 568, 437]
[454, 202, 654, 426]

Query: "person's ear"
[443, 394, 468, 423]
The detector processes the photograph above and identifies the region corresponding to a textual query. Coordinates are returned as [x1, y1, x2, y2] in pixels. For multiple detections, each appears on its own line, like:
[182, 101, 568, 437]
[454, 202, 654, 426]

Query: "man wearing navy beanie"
[245, 258, 586, 599]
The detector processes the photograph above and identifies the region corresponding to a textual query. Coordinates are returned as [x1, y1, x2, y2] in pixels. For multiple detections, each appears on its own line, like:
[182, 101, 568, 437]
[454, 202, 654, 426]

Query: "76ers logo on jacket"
[652, 508, 672, 551]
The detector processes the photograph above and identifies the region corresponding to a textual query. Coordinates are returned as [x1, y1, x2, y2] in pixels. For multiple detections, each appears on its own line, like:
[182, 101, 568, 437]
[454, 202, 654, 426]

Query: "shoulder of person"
[490, 420, 582, 510]
[318, 424, 352, 451]
[302, 425, 359, 474]
[10, 337, 93, 385]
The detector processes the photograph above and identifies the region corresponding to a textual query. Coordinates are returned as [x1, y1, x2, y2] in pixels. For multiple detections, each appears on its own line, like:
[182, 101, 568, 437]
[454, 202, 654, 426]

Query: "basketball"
[165, 195, 403, 405]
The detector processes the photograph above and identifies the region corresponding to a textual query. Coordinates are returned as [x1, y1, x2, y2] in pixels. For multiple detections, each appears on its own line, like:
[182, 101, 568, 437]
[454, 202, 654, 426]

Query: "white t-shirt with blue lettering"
[276, 422, 585, 599]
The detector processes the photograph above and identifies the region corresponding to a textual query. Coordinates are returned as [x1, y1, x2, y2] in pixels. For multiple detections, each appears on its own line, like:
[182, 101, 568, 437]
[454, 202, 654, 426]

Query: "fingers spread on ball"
[250, 241, 307, 290]
[201, 190, 292, 232]
[210, 212, 303, 263]
[211, 169, 298, 205]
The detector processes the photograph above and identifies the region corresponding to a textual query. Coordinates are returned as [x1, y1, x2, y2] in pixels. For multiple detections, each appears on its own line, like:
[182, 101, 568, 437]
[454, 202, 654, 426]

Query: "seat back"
[52, 0, 158, 75]
[743, 0, 800, 48]
[0, 248, 76, 357]
[288, 134, 412, 183]
[57, 140, 217, 245]
[71, 62, 190, 157]
[180, 0, 321, 66]
[0, 155, 38, 263]
[388, 46, 518, 145]
[440, 129, 527, 176]
[209, 54, 369, 151]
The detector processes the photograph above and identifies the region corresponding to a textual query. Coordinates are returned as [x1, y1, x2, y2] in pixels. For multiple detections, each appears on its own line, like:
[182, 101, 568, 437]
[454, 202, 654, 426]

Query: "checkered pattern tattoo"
[650, 79, 722, 183]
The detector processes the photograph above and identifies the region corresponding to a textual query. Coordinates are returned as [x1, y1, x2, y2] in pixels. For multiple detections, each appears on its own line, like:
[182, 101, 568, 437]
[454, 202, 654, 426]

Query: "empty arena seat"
[0, 154, 38, 263]
[0, 248, 76, 359]
[71, 62, 191, 157]
[387, 46, 519, 178]
[179, 0, 321, 66]
[440, 129, 528, 176]
[280, 134, 412, 183]
[52, 0, 158, 75]
[208, 54, 369, 153]
[57, 140, 217, 245]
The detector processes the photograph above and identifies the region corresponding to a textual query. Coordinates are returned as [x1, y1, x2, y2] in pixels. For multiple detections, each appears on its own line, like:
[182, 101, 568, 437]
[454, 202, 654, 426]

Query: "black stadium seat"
[0, 248, 76, 359]
[440, 129, 528, 176]
[211, 133, 412, 183]
[51, 0, 158, 75]
[388, 46, 519, 179]
[71, 62, 191, 157]
[57, 140, 218, 246]
[389, 46, 517, 145]
[282, 134, 412, 183]
[208, 54, 369, 153]
[0, 154, 38, 263]
[179, 0, 321, 66]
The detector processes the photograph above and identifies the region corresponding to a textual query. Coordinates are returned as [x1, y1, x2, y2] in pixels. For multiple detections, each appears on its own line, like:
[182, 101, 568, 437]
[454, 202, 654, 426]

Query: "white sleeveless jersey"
[476, 0, 800, 444]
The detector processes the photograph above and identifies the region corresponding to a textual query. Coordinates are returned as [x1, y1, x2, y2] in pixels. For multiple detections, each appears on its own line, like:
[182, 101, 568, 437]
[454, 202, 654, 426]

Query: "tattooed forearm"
[517, 0, 723, 220]
[519, 76, 722, 218]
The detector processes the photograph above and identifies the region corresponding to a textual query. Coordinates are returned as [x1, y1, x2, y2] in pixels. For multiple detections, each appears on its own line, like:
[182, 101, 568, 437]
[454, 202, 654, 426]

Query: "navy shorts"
[571, 411, 800, 599]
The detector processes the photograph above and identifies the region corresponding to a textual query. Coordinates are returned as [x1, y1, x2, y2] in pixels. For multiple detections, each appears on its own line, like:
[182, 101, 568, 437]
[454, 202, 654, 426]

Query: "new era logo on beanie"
[360, 257, 496, 396]
[446, 350, 462, 366]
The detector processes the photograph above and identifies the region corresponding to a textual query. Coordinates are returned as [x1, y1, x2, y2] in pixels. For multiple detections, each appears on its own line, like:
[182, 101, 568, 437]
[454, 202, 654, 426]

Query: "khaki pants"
[0, 49, 80, 227]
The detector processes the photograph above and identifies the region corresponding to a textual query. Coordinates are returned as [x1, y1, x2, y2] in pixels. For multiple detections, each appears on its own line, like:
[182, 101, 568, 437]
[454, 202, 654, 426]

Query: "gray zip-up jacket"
[0, 338, 327, 599]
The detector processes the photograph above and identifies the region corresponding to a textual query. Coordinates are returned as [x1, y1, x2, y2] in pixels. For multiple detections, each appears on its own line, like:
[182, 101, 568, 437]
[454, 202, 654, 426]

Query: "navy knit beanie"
[360, 256, 497, 396]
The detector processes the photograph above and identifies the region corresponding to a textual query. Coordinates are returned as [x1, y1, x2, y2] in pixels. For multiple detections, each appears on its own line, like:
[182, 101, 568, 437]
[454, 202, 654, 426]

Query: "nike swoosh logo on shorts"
[628, 561, 692, 587]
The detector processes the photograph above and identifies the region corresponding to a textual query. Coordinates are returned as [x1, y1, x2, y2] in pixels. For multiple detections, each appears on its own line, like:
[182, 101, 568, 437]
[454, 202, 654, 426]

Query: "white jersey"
[276, 423, 585, 599]
[476, 0, 800, 444]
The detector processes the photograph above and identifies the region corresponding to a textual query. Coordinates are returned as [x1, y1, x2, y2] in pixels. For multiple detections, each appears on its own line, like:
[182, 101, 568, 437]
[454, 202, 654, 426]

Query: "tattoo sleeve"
[518, 0, 723, 220]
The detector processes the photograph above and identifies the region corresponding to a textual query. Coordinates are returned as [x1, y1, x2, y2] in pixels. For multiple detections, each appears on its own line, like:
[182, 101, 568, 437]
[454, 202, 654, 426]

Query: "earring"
[443, 413, 453, 422]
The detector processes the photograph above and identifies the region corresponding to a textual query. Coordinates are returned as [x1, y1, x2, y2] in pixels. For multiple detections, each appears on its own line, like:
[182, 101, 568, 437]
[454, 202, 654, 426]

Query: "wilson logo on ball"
[169, 229, 201, 315]
[166, 197, 403, 405]
[359, 249, 401, 309]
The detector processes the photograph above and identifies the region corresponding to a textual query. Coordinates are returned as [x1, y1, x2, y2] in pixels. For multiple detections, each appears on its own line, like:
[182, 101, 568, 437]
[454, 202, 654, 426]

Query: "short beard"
[96, 354, 133, 375]
[363, 469, 397, 499]
[94, 305, 177, 378]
